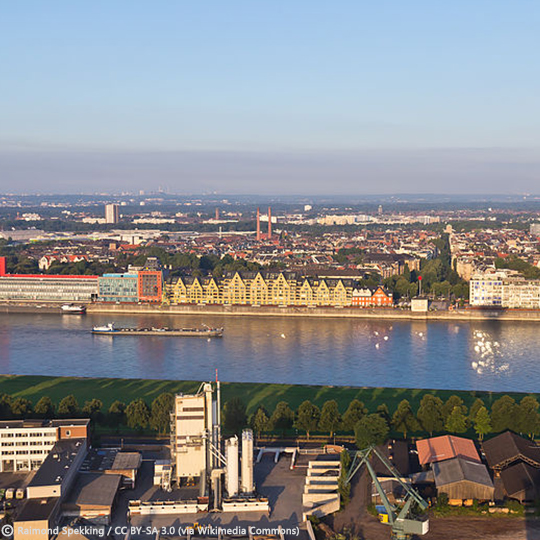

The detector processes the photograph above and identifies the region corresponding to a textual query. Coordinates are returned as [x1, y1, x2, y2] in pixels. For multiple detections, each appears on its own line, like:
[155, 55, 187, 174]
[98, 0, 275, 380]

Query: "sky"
[1, 1, 539, 194]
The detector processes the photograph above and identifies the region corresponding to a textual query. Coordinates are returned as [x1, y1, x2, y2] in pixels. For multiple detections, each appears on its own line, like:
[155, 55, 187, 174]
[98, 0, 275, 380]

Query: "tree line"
[224, 393, 540, 446]
[1, 391, 538, 444]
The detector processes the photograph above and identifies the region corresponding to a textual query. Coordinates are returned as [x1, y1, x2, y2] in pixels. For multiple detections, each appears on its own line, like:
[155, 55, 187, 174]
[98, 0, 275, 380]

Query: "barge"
[91, 323, 223, 337]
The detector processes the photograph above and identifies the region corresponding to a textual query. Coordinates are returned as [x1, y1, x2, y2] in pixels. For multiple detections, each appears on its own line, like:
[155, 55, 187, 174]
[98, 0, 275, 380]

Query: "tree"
[11, 398, 33, 418]
[392, 400, 419, 439]
[517, 396, 540, 438]
[318, 400, 342, 438]
[338, 450, 351, 507]
[270, 401, 295, 436]
[376, 404, 391, 424]
[107, 400, 126, 431]
[58, 395, 79, 417]
[295, 400, 321, 440]
[469, 398, 486, 423]
[34, 396, 55, 419]
[355, 414, 389, 449]
[473, 406, 492, 441]
[0, 394, 13, 419]
[342, 399, 368, 432]
[491, 395, 516, 433]
[250, 406, 270, 440]
[150, 393, 174, 435]
[445, 406, 468, 434]
[82, 399, 103, 423]
[125, 399, 150, 431]
[223, 397, 247, 435]
[442, 395, 467, 423]
[417, 395, 444, 436]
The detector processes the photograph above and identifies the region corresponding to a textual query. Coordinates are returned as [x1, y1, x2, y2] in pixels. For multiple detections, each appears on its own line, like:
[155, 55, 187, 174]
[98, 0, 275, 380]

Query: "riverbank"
[3, 301, 540, 322]
[0, 373, 536, 414]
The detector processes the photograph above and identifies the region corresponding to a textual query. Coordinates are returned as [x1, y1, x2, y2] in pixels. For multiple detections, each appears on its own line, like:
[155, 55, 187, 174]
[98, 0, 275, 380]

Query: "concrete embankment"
[2, 301, 540, 321]
[84, 303, 540, 322]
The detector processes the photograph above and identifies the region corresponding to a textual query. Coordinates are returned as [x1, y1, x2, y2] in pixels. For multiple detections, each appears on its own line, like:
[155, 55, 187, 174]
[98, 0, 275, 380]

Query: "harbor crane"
[345, 446, 429, 540]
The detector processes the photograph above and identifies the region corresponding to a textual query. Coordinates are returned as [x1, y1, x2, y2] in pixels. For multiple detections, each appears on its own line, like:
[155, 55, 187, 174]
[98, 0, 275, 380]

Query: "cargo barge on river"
[91, 323, 223, 337]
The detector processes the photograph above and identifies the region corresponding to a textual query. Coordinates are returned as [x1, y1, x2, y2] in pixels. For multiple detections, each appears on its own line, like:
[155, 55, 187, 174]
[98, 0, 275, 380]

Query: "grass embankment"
[0, 374, 536, 415]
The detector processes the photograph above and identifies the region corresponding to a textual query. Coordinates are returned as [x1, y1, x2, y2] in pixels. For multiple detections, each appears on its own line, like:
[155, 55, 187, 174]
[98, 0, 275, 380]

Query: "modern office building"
[0, 419, 89, 473]
[105, 203, 120, 224]
[97, 273, 138, 303]
[0, 258, 98, 302]
[97, 269, 163, 303]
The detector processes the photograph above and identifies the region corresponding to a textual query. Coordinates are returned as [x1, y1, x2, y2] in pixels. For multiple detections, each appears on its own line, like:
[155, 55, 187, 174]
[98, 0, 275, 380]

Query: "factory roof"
[15, 497, 60, 522]
[432, 457, 493, 489]
[111, 452, 142, 471]
[63, 473, 121, 509]
[500, 462, 540, 500]
[27, 439, 86, 488]
[417, 435, 480, 466]
[483, 432, 540, 470]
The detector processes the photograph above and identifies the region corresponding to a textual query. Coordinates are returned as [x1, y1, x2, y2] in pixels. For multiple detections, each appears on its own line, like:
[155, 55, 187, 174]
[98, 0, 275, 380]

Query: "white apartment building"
[470, 271, 540, 309]
[0, 419, 89, 473]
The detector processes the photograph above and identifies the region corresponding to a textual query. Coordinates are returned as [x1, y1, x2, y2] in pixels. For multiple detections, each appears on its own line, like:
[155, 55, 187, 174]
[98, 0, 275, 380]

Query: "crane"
[345, 445, 429, 540]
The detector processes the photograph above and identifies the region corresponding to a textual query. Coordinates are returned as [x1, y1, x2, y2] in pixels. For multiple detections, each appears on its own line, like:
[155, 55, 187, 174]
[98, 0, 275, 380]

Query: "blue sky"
[1, 1, 539, 193]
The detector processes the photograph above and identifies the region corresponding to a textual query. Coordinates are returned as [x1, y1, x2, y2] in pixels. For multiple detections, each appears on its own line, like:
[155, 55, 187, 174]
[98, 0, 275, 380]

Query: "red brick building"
[351, 286, 393, 307]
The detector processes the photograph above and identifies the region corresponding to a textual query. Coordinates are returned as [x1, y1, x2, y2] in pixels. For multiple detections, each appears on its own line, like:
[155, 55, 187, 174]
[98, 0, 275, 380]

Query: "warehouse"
[483, 432, 540, 471]
[62, 473, 122, 524]
[431, 457, 494, 502]
[500, 463, 540, 503]
[416, 435, 480, 467]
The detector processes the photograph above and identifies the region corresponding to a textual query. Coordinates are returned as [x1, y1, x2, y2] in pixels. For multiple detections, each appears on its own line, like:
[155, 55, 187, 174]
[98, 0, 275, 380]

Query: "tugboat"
[91, 323, 223, 337]
[61, 304, 86, 314]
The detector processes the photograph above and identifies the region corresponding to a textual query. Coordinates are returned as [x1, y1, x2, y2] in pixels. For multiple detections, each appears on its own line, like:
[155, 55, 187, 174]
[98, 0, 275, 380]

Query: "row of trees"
[2, 391, 538, 444]
[0, 393, 175, 434]
[223, 393, 540, 446]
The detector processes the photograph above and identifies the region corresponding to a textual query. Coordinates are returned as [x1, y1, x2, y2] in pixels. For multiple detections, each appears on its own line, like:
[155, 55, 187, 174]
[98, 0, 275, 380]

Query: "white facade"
[171, 383, 216, 481]
[105, 204, 120, 224]
[470, 272, 540, 309]
[225, 436, 239, 497]
[0, 426, 57, 472]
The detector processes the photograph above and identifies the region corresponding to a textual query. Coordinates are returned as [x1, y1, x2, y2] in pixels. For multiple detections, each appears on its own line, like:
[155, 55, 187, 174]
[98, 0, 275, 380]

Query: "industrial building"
[483, 431, 540, 502]
[170, 382, 261, 512]
[0, 257, 98, 302]
[416, 435, 481, 467]
[431, 457, 494, 502]
[0, 418, 89, 472]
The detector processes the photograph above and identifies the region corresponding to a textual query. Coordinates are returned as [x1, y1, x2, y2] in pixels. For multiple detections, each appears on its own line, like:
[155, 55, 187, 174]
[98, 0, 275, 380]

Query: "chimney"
[0, 256, 5, 277]
[267, 207, 272, 239]
[256, 207, 261, 241]
[215, 208, 219, 220]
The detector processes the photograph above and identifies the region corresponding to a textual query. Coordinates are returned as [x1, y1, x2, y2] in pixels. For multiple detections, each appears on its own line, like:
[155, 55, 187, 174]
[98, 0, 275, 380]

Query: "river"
[0, 312, 538, 392]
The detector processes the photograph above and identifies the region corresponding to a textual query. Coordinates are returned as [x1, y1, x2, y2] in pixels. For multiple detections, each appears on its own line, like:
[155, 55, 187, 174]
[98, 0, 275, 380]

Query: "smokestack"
[256, 207, 261, 241]
[215, 208, 219, 220]
[0, 256, 5, 277]
[268, 207, 272, 239]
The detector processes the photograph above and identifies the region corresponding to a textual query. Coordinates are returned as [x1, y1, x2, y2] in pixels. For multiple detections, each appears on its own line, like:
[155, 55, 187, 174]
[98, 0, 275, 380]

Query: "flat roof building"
[0, 419, 89, 473]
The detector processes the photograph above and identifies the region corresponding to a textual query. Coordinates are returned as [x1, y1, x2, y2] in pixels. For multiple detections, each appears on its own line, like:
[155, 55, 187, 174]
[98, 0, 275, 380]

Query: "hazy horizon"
[1, 1, 539, 194]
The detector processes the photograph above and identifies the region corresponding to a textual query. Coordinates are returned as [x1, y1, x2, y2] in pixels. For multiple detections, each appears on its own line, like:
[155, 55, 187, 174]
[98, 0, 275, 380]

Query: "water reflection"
[1, 313, 540, 392]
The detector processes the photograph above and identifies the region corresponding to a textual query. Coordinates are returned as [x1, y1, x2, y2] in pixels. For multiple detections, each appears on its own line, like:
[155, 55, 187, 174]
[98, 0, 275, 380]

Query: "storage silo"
[225, 436, 239, 497]
[241, 429, 254, 494]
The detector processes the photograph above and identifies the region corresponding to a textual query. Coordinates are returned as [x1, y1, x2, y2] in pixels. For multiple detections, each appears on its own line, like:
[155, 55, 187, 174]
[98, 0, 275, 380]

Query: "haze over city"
[2, 1, 539, 194]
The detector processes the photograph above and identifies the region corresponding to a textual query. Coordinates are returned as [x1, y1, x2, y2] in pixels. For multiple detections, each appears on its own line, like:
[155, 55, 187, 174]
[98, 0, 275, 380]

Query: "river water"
[0, 312, 539, 392]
